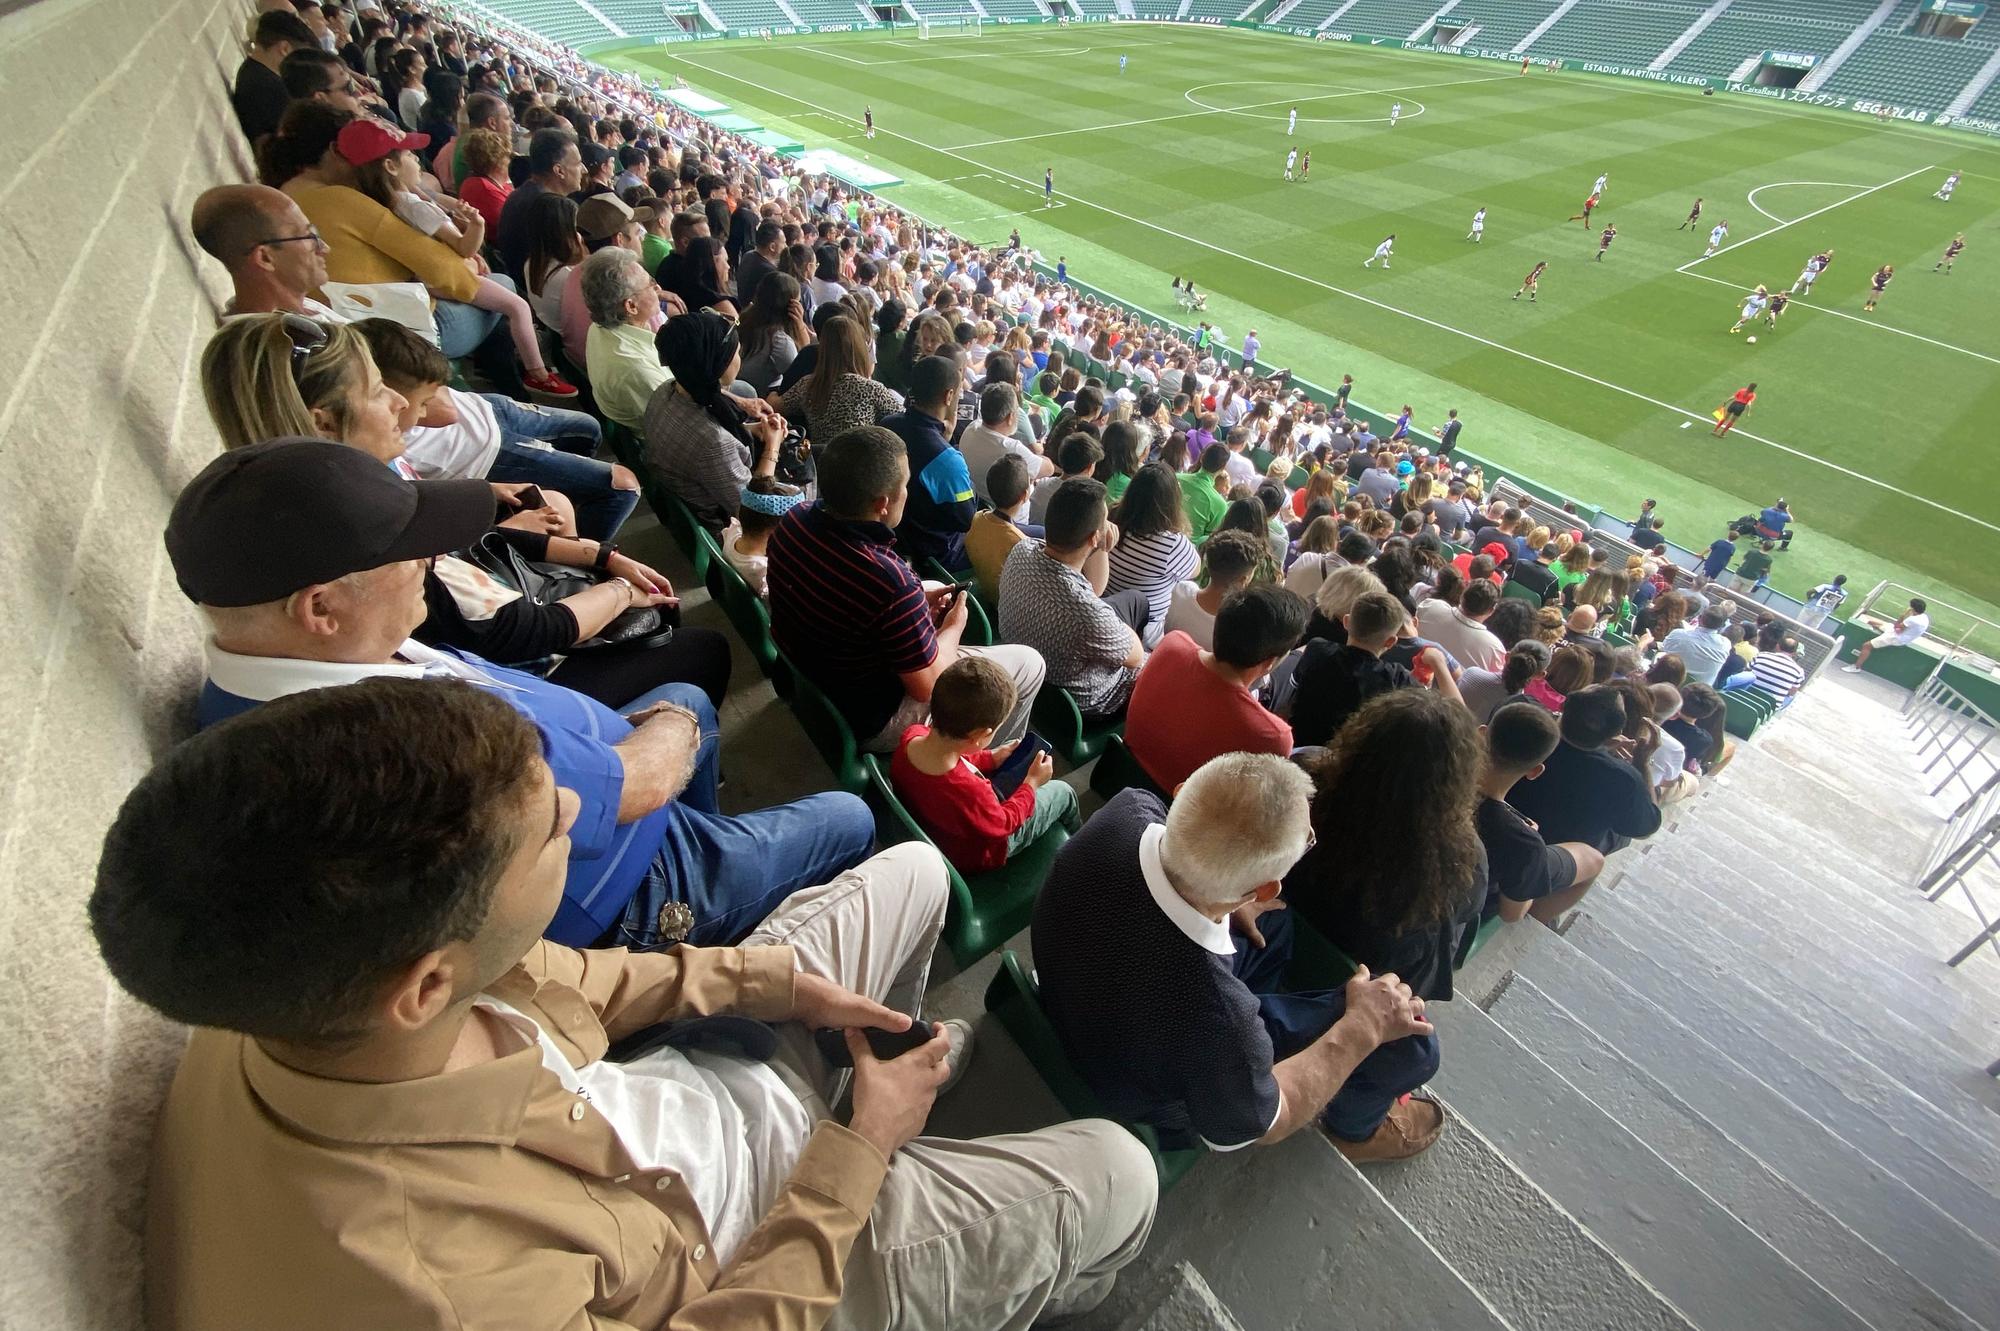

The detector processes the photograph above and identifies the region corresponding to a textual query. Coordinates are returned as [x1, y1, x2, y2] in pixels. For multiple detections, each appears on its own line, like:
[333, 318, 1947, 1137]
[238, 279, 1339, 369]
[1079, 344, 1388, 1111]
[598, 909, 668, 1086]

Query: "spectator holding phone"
[890, 656, 1081, 874]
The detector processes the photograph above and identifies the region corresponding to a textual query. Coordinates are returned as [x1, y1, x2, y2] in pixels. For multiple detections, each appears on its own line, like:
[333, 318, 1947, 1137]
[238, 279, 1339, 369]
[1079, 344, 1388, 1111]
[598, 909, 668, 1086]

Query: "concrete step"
[1678, 793, 2000, 984]
[1116, 1262, 1245, 1331]
[1701, 742, 1936, 885]
[1082, 1129, 1517, 1331]
[1634, 834, 2000, 1045]
[1501, 924, 2000, 1329]
[1562, 910, 2000, 1243]
[1360, 1089, 1696, 1331]
[1598, 871, 2000, 1128]
[1489, 973, 1985, 1331]
[1427, 1000, 1873, 1331]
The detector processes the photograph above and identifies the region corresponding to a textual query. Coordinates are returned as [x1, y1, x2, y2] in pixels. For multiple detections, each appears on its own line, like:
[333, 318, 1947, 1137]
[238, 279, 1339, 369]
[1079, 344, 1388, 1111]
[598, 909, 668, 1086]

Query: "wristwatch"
[592, 541, 618, 572]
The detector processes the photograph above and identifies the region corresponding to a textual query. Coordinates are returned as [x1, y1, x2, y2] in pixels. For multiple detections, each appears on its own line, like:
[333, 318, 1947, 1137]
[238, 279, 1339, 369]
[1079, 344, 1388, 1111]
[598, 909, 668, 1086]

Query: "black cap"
[166, 438, 497, 607]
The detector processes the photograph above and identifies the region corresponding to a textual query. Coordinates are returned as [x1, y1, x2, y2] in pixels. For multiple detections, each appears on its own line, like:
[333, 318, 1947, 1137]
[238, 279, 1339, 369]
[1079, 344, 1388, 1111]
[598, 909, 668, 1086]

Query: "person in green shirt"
[1732, 540, 1776, 591]
[1025, 369, 1062, 429]
[1178, 444, 1231, 544]
[638, 204, 672, 275]
[1100, 420, 1146, 505]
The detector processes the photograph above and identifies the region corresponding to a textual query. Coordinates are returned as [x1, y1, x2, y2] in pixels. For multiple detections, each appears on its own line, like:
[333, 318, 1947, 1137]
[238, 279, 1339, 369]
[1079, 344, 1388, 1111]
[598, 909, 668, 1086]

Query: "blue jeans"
[1232, 908, 1441, 1141]
[612, 683, 877, 947]
[434, 275, 526, 397]
[481, 395, 636, 542]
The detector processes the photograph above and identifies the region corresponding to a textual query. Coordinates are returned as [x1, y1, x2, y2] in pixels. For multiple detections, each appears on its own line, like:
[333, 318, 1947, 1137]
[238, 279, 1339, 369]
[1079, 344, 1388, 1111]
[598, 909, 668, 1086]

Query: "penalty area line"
[1675, 268, 2000, 367]
[1680, 164, 1932, 272]
[665, 54, 2000, 538]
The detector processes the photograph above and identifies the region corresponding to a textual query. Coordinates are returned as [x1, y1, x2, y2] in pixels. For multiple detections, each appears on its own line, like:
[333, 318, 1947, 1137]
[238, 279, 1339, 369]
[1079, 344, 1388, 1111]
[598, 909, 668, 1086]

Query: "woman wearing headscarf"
[642, 309, 785, 525]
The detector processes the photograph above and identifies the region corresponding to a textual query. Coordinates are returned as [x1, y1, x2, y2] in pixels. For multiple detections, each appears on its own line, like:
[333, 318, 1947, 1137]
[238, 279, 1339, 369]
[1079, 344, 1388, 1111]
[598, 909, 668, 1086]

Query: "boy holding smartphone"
[890, 657, 1081, 874]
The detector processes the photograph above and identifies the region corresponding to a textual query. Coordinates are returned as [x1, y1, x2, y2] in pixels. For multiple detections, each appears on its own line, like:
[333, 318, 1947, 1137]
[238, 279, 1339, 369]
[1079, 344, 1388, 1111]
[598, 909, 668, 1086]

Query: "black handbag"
[463, 531, 677, 653]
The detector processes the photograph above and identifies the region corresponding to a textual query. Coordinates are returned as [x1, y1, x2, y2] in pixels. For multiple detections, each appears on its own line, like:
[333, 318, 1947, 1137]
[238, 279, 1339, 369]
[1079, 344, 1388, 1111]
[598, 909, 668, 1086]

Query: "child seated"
[721, 476, 805, 597]
[890, 656, 1081, 874]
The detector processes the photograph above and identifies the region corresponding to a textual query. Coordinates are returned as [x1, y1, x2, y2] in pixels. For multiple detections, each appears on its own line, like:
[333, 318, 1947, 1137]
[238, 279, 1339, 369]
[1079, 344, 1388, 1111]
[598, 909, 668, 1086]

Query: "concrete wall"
[0, 0, 243, 1322]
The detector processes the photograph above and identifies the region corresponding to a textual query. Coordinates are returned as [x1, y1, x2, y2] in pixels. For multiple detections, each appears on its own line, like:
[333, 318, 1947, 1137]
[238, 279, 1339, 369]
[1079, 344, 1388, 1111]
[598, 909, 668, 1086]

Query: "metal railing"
[1916, 770, 2000, 968]
[1902, 671, 1999, 802]
[1856, 579, 2000, 669]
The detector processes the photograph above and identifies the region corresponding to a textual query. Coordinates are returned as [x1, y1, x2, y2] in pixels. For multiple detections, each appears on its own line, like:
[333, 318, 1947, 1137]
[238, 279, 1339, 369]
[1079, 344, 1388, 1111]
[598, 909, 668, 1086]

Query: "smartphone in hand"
[988, 732, 1053, 800]
[812, 1020, 934, 1067]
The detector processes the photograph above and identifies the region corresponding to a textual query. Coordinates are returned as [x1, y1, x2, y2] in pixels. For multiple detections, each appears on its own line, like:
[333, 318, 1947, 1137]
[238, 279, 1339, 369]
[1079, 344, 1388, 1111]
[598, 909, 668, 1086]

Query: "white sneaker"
[1841, 664, 1862, 673]
[936, 1018, 975, 1094]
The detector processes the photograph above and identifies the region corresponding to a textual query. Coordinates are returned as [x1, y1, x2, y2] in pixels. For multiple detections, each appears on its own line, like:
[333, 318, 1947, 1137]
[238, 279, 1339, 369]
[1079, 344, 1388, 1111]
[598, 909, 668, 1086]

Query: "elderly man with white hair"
[1032, 753, 1446, 1163]
[581, 245, 678, 430]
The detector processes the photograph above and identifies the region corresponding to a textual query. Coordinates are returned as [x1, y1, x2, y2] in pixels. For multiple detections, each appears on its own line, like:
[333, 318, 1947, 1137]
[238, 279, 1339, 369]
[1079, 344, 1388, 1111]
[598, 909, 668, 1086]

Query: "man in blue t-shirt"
[166, 439, 874, 952]
[884, 355, 976, 570]
[1033, 755, 1443, 1161]
[1700, 526, 1738, 581]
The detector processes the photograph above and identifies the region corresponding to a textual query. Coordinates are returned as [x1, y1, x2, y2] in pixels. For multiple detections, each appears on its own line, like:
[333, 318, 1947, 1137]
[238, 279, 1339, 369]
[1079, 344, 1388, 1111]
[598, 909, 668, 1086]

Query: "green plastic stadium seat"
[602, 421, 644, 470]
[1501, 580, 1547, 605]
[862, 758, 1068, 967]
[656, 491, 711, 584]
[777, 649, 869, 795]
[982, 950, 1203, 1188]
[1248, 447, 1275, 474]
[1032, 684, 1123, 768]
[1287, 466, 1311, 490]
[1087, 733, 1168, 803]
[1457, 913, 1504, 969]
[695, 526, 728, 601]
[1284, 916, 1359, 992]
[711, 560, 790, 697]
[1722, 687, 1773, 739]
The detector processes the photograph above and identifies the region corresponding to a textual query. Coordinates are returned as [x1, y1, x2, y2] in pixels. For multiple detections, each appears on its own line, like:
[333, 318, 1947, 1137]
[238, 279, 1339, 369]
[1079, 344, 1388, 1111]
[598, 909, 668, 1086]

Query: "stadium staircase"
[1813, 0, 2000, 113]
[1325, 0, 1450, 38]
[470, 0, 620, 45]
[703, 0, 792, 30]
[1944, 41, 2000, 117]
[1439, 0, 1564, 51]
[900, 659, 2000, 1330]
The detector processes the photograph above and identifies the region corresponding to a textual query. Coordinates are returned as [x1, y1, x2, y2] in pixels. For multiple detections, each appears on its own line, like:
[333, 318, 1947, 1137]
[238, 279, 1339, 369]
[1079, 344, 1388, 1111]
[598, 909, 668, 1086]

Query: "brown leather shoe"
[1329, 1094, 1447, 1163]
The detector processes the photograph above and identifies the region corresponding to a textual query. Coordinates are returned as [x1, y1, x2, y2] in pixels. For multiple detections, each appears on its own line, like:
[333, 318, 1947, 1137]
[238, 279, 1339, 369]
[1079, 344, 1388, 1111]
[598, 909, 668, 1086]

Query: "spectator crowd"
[84, 3, 1886, 1327]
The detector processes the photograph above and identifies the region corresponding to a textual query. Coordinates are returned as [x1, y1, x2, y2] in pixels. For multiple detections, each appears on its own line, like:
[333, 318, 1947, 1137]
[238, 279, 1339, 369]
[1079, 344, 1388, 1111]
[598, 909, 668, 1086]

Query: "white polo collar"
[203, 638, 504, 703]
[1138, 823, 1234, 956]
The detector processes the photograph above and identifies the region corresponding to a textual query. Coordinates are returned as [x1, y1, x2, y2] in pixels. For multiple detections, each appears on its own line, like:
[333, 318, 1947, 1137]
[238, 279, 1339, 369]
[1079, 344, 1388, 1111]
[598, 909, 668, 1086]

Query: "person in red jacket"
[891, 655, 1080, 873]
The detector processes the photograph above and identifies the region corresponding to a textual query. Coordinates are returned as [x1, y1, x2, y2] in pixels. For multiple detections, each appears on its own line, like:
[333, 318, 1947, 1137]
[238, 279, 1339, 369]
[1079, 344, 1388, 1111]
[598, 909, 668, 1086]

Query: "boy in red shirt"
[891, 656, 1080, 874]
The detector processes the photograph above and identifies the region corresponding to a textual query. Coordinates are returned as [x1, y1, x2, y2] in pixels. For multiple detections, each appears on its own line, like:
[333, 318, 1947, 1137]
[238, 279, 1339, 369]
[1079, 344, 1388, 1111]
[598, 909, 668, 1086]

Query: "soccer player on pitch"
[1284, 147, 1297, 181]
[1119, 53, 1128, 74]
[1704, 220, 1729, 256]
[1762, 289, 1791, 330]
[1728, 285, 1768, 334]
[1935, 234, 1965, 273]
[1792, 248, 1831, 296]
[1935, 169, 1959, 202]
[1300, 149, 1311, 180]
[1592, 171, 1608, 197]
[1595, 222, 1617, 261]
[1514, 260, 1547, 301]
[1863, 264, 1893, 311]
[1679, 197, 1704, 230]
[1467, 206, 1486, 243]
[1365, 234, 1395, 268]
[1043, 166, 1054, 207]
[1288, 106, 1298, 135]
[1389, 102, 1402, 128]
[1567, 192, 1599, 227]
[863, 105, 874, 139]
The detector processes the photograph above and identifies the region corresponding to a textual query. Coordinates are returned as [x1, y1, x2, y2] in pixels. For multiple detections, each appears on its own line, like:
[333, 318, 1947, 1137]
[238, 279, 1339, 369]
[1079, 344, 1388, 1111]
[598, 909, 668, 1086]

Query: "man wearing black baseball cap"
[169, 437, 875, 950]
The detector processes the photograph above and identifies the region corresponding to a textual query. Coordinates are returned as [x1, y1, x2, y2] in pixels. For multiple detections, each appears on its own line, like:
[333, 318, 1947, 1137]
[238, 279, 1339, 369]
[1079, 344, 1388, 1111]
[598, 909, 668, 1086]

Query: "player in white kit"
[1288, 106, 1297, 135]
[1935, 169, 1960, 201]
[1467, 206, 1486, 242]
[1365, 234, 1395, 268]
[1389, 102, 1401, 127]
[1728, 285, 1768, 334]
[1592, 172, 1608, 197]
[1284, 147, 1297, 180]
[1704, 221, 1729, 256]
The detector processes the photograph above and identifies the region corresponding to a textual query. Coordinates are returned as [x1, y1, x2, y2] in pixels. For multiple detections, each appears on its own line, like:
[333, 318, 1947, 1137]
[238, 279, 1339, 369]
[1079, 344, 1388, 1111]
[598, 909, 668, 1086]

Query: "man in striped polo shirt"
[1747, 635, 1805, 705]
[768, 426, 1045, 753]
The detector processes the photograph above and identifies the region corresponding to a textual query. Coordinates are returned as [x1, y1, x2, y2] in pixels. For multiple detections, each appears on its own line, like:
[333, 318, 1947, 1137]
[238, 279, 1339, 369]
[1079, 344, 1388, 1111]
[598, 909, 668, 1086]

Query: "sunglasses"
[278, 312, 330, 381]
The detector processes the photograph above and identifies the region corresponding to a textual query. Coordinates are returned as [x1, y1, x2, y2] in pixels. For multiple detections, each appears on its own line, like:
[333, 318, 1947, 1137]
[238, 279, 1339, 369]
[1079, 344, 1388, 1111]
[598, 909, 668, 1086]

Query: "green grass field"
[608, 24, 2000, 644]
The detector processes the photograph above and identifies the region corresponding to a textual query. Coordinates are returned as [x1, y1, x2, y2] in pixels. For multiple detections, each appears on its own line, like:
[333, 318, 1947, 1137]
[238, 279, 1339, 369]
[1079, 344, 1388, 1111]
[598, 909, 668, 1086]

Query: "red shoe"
[525, 368, 579, 398]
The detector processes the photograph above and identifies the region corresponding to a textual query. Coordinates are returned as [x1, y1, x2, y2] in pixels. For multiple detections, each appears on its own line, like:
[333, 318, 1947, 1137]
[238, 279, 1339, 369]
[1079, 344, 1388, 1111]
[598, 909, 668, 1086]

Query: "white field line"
[1680, 165, 1932, 271]
[669, 54, 2000, 536]
[1677, 268, 2000, 366]
[947, 69, 1514, 149]
[1744, 179, 1869, 223]
[794, 43, 870, 65]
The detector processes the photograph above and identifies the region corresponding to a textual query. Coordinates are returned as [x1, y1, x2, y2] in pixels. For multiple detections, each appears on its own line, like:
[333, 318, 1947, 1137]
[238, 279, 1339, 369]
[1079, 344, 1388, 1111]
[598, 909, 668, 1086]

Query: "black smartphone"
[935, 584, 967, 620]
[512, 484, 544, 509]
[812, 1019, 935, 1067]
[988, 732, 1052, 801]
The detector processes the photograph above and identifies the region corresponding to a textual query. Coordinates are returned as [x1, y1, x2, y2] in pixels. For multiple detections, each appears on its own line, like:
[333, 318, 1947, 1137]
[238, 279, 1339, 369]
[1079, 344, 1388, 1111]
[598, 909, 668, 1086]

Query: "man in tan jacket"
[92, 678, 1155, 1330]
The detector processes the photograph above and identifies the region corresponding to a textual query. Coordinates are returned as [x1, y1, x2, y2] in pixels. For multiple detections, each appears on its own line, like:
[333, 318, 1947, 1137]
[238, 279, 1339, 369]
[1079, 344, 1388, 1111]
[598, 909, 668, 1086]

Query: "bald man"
[190, 184, 338, 320]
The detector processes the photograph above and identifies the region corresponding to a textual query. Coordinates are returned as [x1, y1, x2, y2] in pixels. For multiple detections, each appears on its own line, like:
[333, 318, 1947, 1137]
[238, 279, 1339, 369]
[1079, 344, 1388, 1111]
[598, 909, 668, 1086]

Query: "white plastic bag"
[317, 282, 438, 344]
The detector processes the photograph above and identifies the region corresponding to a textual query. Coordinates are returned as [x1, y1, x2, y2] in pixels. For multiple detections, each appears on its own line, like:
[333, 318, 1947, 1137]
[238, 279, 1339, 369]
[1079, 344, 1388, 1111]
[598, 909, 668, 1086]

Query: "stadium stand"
[786, 0, 874, 22]
[1435, 0, 1564, 51]
[1817, 0, 2000, 112]
[1181, 0, 1251, 16]
[18, 2, 2000, 1330]
[1972, 70, 2000, 119]
[1269, 0, 1351, 31]
[589, 0, 697, 36]
[1069, 0, 1126, 13]
[705, 0, 793, 26]
[979, 0, 1051, 17]
[1665, 0, 1881, 79]
[1522, 0, 1709, 65]
[1326, 0, 1449, 39]
[477, 0, 621, 43]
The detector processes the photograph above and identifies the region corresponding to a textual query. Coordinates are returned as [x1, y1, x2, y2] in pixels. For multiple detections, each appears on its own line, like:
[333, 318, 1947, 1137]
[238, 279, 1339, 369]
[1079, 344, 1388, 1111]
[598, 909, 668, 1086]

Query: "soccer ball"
[1746, 335, 1758, 343]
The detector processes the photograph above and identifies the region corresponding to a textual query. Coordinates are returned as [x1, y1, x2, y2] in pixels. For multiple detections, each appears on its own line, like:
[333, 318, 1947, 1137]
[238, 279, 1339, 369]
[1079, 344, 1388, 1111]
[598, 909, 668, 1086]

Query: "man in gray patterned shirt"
[998, 478, 1148, 718]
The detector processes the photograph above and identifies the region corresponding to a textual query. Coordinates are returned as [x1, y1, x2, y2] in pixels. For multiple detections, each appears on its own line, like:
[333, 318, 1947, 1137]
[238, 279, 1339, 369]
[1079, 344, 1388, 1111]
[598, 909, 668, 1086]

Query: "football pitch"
[608, 24, 2000, 639]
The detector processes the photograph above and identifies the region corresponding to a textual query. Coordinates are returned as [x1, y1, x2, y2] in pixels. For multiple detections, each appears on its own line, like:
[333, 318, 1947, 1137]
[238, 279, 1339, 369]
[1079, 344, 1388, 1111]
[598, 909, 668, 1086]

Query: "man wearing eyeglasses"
[191, 184, 341, 323]
[280, 47, 370, 117]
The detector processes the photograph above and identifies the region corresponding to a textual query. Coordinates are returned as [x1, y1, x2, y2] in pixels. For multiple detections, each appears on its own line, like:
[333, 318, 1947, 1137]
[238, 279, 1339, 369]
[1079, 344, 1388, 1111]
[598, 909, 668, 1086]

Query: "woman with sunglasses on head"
[199, 313, 731, 709]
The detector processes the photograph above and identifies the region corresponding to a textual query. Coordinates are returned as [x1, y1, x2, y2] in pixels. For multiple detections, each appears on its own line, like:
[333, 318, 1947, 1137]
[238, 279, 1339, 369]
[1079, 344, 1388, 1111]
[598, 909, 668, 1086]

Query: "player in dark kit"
[1300, 149, 1312, 180]
[1863, 264, 1893, 311]
[1595, 223, 1617, 260]
[863, 105, 874, 139]
[1679, 197, 1704, 230]
[1762, 289, 1791, 329]
[1513, 261, 1547, 301]
[1935, 234, 1965, 273]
